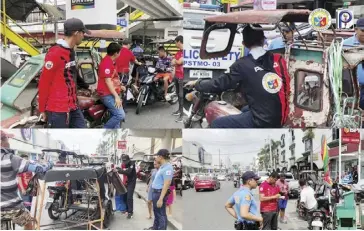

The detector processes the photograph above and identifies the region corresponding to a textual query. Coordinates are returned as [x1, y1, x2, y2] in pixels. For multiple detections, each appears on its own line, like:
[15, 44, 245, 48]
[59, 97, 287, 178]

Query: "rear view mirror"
[200, 22, 237, 59]
[79, 63, 97, 84]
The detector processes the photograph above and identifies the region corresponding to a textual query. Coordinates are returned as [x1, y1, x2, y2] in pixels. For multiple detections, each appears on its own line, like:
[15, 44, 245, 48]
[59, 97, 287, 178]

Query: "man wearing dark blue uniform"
[145, 149, 174, 230]
[185, 24, 291, 128]
[225, 171, 263, 230]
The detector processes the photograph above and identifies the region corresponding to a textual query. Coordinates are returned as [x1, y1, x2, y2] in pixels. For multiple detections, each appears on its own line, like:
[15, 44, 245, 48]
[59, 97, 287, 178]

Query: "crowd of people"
[38, 17, 184, 128]
[225, 171, 319, 230]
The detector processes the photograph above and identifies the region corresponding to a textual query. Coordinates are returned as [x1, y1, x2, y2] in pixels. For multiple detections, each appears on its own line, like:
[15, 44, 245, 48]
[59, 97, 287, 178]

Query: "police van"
[183, 2, 242, 82]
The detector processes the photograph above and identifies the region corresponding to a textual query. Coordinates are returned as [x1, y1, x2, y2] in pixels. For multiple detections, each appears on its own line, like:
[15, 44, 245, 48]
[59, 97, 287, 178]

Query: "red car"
[194, 175, 221, 192]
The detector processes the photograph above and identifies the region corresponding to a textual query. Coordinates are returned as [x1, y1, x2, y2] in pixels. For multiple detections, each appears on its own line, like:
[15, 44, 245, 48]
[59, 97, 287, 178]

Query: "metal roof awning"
[120, 0, 182, 19]
[182, 157, 202, 168]
[2, 0, 64, 21]
[171, 146, 182, 154]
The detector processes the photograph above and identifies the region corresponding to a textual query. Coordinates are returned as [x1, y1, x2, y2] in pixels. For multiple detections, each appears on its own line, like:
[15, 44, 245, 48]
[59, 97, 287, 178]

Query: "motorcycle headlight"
[148, 67, 156, 74]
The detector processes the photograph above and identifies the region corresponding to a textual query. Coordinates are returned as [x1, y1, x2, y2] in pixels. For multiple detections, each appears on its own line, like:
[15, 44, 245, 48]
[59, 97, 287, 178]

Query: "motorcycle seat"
[48, 186, 66, 192]
[77, 96, 96, 110]
[208, 101, 242, 116]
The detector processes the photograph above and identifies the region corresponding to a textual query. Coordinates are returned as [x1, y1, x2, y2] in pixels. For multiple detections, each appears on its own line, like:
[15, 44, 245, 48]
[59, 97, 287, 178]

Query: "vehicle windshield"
[197, 176, 212, 181]
[285, 174, 293, 179]
[90, 157, 109, 163]
[184, 12, 218, 30]
[9, 63, 40, 88]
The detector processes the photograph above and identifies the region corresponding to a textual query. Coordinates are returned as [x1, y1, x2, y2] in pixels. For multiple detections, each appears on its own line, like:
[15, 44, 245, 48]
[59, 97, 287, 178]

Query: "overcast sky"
[46, 129, 104, 154]
[183, 129, 286, 166]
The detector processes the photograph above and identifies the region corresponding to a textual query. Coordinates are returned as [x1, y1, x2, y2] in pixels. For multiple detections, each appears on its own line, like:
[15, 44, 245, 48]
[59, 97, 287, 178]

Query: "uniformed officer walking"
[145, 149, 174, 230]
[225, 171, 263, 230]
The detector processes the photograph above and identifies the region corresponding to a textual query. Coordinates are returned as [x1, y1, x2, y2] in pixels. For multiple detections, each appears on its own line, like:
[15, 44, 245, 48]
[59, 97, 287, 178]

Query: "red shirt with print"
[116, 47, 136, 74]
[97, 55, 120, 96]
[174, 50, 183, 79]
[18, 172, 33, 189]
[259, 180, 280, 212]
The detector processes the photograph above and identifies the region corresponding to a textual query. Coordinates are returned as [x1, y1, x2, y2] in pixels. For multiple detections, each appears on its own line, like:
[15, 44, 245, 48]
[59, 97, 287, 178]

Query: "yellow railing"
[1, 11, 42, 56]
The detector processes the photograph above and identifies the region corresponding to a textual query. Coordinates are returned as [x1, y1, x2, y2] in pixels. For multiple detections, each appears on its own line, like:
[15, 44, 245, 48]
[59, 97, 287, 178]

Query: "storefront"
[182, 156, 202, 173]
[328, 140, 364, 181]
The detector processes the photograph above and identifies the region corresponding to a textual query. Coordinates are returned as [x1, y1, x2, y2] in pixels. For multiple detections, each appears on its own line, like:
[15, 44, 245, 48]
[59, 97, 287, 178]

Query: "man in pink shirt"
[276, 173, 289, 224]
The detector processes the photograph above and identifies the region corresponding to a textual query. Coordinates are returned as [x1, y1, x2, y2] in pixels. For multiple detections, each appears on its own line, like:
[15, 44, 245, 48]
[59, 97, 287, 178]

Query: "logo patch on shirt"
[262, 72, 282, 94]
[45, 61, 53, 70]
[254, 66, 264, 72]
[260, 187, 264, 192]
[105, 69, 111, 75]
[65, 61, 76, 68]
[166, 170, 172, 176]
[245, 195, 251, 201]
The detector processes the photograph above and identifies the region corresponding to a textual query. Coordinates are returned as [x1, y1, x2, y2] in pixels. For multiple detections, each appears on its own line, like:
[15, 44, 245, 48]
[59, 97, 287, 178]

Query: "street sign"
[222, 0, 238, 4]
[117, 17, 128, 27]
[117, 140, 127, 150]
[341, 128, 360, 144]
[336, 9, 354, 29]
[253, 0, 277, 10]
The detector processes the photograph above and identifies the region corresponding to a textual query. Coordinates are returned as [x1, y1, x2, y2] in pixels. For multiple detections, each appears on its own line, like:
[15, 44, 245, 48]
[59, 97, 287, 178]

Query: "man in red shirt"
[97, 43, 126, 128]
[259, 171, 280, 230]
[38, 18, 90, 128]
[116, 39, 141, 110]
[172, 35, 184, 123]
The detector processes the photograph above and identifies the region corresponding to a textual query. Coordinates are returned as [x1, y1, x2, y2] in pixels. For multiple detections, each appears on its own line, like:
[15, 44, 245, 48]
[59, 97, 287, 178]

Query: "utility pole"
[219, 149, 221, 171]
[54, 0, 58, 41]
[269, 136, 272, 170]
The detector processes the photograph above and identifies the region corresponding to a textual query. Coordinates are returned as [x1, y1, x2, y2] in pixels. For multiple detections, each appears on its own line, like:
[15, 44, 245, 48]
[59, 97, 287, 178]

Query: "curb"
[135, 190, 182, 230]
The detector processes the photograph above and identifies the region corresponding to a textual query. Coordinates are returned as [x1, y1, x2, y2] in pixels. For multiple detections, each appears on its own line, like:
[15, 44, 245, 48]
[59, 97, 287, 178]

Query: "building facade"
[7, 129, 66, 160]
[182, 140, 213, 173]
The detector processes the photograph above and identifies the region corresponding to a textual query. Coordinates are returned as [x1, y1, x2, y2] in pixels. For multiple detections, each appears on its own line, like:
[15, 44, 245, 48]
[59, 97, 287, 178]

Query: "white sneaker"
[165, 94, 171, 101]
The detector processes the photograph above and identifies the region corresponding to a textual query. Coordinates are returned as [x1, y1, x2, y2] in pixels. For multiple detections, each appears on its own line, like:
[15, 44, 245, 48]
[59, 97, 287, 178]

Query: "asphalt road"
[183, 181, 307, 230]
[123, 101, 183, 129]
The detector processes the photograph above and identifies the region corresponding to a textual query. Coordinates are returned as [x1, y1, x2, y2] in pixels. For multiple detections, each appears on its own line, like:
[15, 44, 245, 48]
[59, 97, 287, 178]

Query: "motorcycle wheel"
[167, 85, 178, 105]
[136, 88, 146, 115]
[48, 203, 62, 220]
[103, 200, 113, 228]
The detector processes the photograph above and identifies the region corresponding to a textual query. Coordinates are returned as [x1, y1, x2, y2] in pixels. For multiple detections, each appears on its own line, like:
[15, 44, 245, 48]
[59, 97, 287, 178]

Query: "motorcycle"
[45, 181, 68, 220]
[184, 84, 246, 128]
[135, 66, 178, 114]
[310, 195, 333, 230]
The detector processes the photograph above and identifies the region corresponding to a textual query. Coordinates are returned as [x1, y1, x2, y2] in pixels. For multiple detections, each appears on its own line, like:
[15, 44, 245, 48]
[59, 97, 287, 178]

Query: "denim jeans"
[46, 109, 86, 128]
[152, 190, 168, 230]
[101, 95, 125, 129]
[211, 105, 255, 128]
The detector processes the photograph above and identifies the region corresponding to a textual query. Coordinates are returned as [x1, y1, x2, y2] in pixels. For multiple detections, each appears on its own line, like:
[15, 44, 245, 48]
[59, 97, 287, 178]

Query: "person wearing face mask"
[38, 18, 91, 128]
[115, 154, 136, 219]
[259, 171, 280, 230]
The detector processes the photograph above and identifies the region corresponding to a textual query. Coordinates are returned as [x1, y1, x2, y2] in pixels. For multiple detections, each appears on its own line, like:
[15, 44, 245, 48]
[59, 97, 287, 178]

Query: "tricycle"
[184, 9, 364, 129]
[0, 30, 125, 129]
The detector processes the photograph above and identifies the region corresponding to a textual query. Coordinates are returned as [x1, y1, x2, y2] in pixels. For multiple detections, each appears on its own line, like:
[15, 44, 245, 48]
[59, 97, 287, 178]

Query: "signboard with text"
[341, 128, 360, 144]
[117, 140, 127, 150]
[71, 0, 95, 10]
[222, 0, 238, 4]
[117, 17, 128, 27]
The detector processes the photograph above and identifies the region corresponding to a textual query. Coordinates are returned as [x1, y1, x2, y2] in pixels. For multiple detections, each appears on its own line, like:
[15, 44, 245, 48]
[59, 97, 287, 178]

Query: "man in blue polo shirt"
[225, 171, 263, 230]
[343, 18, 364, 110]
[145, 149, 174, 230]
[268, 23, 296, 51]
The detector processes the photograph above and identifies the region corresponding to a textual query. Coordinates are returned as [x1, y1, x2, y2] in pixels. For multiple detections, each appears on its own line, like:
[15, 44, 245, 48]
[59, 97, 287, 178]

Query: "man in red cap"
[1, 130, 53, 229]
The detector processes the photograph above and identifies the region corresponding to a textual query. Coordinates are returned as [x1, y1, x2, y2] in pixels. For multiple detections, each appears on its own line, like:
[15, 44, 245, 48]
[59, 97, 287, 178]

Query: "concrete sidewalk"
[135, 181, 182, 230]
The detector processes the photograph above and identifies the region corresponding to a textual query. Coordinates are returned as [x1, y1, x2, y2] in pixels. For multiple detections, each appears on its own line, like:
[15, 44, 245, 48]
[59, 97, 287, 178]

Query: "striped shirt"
[1, 148, 53, 211]
[1, 148, 27, 211]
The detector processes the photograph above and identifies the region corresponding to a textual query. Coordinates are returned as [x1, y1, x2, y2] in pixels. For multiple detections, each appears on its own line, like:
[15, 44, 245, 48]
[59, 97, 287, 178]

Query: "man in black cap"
[185, 24, 291, 128]
[38, 18, 91, 128]
[116, 154, 136, 219]
[225, 171, 263, 230]
[145, 149, 174, 230]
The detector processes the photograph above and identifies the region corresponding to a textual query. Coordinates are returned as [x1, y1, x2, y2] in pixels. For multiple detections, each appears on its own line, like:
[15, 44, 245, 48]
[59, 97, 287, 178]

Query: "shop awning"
[296, 156, 308, 163]
[172, 146, 182, 155]
[120, 0, 182, 19]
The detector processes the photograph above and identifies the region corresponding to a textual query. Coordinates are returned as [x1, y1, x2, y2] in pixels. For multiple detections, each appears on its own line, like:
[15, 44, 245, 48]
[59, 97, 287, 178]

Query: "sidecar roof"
[204, 9, 311, 25]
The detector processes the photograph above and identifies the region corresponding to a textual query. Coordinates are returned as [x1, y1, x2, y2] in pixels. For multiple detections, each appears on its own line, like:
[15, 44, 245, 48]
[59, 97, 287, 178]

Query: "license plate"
[311, 220, 323, 227]
[190, 70, 213, 79]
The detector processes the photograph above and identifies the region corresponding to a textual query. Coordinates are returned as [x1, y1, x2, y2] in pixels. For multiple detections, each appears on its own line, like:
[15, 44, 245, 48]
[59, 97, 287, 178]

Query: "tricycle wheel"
[48, 205, 61, 220]
[103, 200, 113, 228]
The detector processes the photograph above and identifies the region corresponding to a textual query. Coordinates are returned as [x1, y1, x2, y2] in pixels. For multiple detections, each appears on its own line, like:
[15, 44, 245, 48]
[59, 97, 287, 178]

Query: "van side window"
[294, 70, 322, 112]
